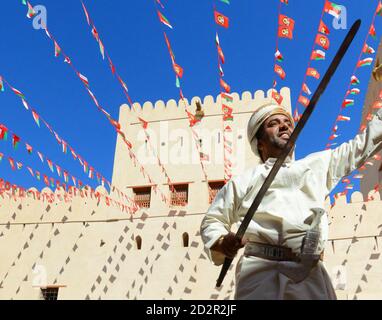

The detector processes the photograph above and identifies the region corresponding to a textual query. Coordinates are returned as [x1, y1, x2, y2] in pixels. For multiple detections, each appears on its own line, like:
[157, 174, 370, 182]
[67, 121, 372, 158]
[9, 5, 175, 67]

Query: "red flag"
[217, 45, 225, 64]
[173, 63, 184, 78]
[214, 11, 229, 28]
[274, 64, 286, 79]
[138, 117, 148, 129]
[278, 14, 295, 30]
[8, 157, 15, 170]
[306, 67, 320, 79]
[318, 20, 330, 35]
[272, 91, 283, 105]
[220, 78, 231, 93]
[278, 26, 293, 39]
[298, 95, 310, 107]
[315, 34, 330, 50]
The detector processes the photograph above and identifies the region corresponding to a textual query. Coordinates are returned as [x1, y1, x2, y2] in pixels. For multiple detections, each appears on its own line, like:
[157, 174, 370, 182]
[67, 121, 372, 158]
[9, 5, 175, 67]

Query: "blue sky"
[0, 0, 381, 195]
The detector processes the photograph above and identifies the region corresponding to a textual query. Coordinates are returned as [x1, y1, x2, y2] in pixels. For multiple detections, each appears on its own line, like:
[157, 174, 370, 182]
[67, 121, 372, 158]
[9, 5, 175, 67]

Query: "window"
[135, 235, 142, 250]
[40, 286, 59, 300]
[133, 187, 151, 208]
[170, 184, 188, 206]
[182, 232, 189, 247]
[208, 181, 225, 204]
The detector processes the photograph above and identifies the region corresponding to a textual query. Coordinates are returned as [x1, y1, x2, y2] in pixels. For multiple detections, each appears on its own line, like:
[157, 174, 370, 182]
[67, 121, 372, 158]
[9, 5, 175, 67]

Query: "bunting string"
[21, 1, 173, 206]
[0, 76, 137, 207]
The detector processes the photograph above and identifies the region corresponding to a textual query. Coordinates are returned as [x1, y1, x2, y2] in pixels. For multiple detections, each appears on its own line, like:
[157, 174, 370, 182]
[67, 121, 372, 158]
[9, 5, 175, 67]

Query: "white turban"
[247, 103, 294, 161]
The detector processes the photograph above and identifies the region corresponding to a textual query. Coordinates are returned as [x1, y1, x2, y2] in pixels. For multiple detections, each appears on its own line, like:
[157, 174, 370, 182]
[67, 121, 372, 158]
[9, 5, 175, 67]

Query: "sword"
[216, 19, 361, 287]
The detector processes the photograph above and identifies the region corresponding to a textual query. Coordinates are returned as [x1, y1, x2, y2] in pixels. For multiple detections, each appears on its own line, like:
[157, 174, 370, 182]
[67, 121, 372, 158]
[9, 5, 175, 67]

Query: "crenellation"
[350, 191, 364, 203]
[241, 90, 252, 103]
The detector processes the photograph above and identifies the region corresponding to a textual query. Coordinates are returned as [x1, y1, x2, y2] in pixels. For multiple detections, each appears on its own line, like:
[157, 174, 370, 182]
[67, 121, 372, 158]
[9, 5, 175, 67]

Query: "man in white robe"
[200, 103, 382, 300]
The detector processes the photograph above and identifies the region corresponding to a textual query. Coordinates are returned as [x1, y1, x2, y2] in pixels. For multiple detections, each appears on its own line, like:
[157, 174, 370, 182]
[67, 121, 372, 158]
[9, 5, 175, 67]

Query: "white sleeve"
[200, 180, 239, 266]
[327, 108, 382, 192]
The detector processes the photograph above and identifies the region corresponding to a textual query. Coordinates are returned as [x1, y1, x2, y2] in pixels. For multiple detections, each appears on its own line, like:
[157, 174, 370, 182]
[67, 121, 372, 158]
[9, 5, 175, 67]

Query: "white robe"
[200, 108, 382, 300]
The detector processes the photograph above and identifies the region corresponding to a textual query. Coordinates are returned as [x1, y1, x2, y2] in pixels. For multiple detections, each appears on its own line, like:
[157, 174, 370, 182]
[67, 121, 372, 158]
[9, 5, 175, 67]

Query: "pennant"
[369, 24, 376, 39]
[63, 171, 69, 183]
[138, 117, 148, 129]
[279, 14, 295, 30]
[280, 0, 289, 4]
[298, 95, 310, 107]
[218, 63, 224, 77]
[25, 143, 33, 154]
[346, 88, 360, 95]
[12, 134, 20, 149]
[220, 78, 231, 93]
[47, 159, 54, 172]
[108, 56, 116, 74]
[156, 0, 165, 8]
[43, 175, 49, 186]
[315, 34, 330, 50]
[357, 57, 373, 68]
[306, 67, 320, 79]
[219, 0, 230, 4]
[64, 56, 71, 64]
[0, 125, 8, 140]
[221, 92, 233, 103]
[186, 111, 199, 127]
[81, 1, 91, 25]
[117, 75, 128, 92]
[21, 99, 30, 110]
[278, 26, 293, 39]
[62, 140, 67, 154]
[311, 49, 326, 60]
[10, 87, 25, 100]
[274, 64, 286, 79]
[293, 108, 300, 122]
[26, 2, 36, 18]
[99, 40, 105, 60]
[363, 44, 375, 54]
[275, 49, 284, 62]
[332, 125, 338, 132]
[31, 109, 40, 127]
[350, 75, 360, 85]
[36, 171, 40, 180]
[199, 152, 210, 161]
[173, 63, 184, 78]
[8, 157, 15, 170]
[175, 75, 180, 88]
[217, 45, 225, 64]
[377, 1, 382, 16]
[337, 115, 351, 121]
[353, 174, 364, 179]
[157, 10, 173, 29]
[0, 152, 3, 161]
[214, 11, 229, 28]
[27, 166, 34, 177]
[16, 162, 23, 170]
[0, 76, 4, 92]
[56, 165, 61, 177]
[318, 20, 330, 35]
[70, 147, 77, 159]
[54, 41, 61, 57]
[302, 83, 312, 95]
[272, 91, 283, 105]
[78, 73, 89, 87]
[91, 26, 99, 41]
[342, 99, 354, 108]
[72, 175, 77, 186]
[324, 0, 341, 19]
[329, 134, 338, 140]
[373, 154, 382, 160]
[37, 151, 44, 163]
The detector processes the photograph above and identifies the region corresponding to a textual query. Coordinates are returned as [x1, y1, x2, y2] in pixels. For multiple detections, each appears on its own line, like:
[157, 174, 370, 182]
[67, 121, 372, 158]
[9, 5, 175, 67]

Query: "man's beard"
[270, 135, 288, 150]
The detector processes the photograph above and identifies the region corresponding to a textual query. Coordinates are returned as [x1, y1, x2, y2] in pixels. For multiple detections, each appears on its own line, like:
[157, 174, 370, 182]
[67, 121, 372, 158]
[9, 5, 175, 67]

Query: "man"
[200, 103, 382, 300]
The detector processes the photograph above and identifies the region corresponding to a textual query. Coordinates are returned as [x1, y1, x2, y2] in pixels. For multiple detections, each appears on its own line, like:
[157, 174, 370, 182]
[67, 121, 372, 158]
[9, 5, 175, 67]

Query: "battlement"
[119, 88, 291, 123]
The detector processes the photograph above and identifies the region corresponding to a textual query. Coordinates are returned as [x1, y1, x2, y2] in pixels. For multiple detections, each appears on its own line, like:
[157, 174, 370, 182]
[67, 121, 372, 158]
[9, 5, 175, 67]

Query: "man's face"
[257, 113, 294, 160]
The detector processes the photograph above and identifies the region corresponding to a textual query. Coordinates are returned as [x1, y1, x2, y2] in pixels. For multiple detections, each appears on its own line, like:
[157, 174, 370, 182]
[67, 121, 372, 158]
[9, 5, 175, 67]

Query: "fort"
[1, 88, 382, 300]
